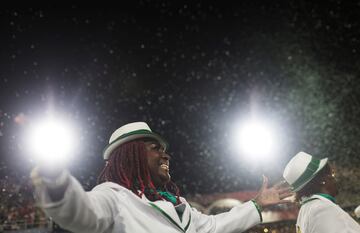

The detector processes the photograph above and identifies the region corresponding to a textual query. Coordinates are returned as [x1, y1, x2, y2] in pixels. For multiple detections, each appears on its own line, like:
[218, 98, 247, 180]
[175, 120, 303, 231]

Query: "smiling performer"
[31, 122, 291, 233]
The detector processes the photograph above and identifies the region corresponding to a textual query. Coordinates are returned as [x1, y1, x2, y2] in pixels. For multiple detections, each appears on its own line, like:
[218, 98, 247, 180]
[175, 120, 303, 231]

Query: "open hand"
[254, 175, 294, 208]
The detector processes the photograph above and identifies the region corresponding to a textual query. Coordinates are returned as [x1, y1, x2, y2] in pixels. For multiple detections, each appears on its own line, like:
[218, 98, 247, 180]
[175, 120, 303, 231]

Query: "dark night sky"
[1, 1, 360, 197]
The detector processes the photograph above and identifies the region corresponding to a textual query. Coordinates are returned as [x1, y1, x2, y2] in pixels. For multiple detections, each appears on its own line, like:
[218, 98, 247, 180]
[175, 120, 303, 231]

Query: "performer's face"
[145, 140, 171, 187]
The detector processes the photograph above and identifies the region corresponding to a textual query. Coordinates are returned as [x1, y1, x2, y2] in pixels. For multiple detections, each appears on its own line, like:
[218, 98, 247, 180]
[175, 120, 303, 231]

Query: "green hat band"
[109, 129, 152, 145]
[103, 129, 168, 156]
[292, 158, 320, 190]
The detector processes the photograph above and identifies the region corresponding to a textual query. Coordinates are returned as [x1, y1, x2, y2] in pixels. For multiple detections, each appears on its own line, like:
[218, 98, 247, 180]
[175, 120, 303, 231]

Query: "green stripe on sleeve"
[251, 200, 263, 222]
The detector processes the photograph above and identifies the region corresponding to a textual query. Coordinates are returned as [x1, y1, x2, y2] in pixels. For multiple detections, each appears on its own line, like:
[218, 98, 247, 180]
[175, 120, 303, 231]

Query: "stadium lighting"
[27, 116, 76, 167]
[232, 117, 278, 161]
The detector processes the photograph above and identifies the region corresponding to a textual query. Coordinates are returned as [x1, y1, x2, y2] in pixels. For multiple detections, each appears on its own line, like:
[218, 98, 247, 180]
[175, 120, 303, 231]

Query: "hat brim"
[103, 132, 168, 160]
[292, 158, 328, 192]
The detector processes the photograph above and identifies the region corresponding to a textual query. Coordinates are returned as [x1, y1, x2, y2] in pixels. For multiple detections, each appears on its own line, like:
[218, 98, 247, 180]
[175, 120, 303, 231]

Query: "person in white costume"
[283, 151, 360, 233]
[31, 122, 292, 233]
[355, 205, 360, 219]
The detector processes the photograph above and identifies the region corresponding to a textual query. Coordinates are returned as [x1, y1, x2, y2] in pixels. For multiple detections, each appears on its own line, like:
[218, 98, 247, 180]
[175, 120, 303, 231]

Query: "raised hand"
[254, 175, 294, 208]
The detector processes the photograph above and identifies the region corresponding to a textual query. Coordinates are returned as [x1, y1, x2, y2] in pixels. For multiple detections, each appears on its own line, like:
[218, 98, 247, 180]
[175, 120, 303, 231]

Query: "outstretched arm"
[31, 166, 119, 233]
[191, 176, 293, 233]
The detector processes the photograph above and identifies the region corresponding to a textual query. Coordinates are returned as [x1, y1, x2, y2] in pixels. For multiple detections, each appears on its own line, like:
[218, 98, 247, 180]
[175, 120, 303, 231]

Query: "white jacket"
[296, 194, 360, 233]
[33, 170, 261, 233]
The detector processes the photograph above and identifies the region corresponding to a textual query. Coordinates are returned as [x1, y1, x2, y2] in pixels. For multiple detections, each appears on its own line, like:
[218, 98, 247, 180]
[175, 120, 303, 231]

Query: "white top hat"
[283, 151, 328, 192]
[103, 122, 168, 160]
[355, 205, 360, 218]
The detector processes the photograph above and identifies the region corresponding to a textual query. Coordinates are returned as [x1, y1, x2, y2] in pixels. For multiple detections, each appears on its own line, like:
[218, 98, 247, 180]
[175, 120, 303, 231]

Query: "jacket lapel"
[148, 200, 191, 232]
[152, 200, 181, 223]
[178, 203, 191, 231]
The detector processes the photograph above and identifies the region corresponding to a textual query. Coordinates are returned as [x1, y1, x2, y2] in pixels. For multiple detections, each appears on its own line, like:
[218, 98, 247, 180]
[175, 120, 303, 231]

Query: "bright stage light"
[232, 118, 278, 161]
[27, 117, 76, 166]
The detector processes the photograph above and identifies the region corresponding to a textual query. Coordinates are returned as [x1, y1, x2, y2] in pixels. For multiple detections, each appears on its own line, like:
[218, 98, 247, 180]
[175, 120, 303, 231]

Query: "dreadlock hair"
[295, 163, 332, 203]
[97, 140, 181, 205]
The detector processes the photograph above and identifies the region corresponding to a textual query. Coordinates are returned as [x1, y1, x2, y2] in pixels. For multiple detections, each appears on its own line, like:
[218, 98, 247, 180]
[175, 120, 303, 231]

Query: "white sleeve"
[33, 170, 120, 233]
[191, 201, 261, 233]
